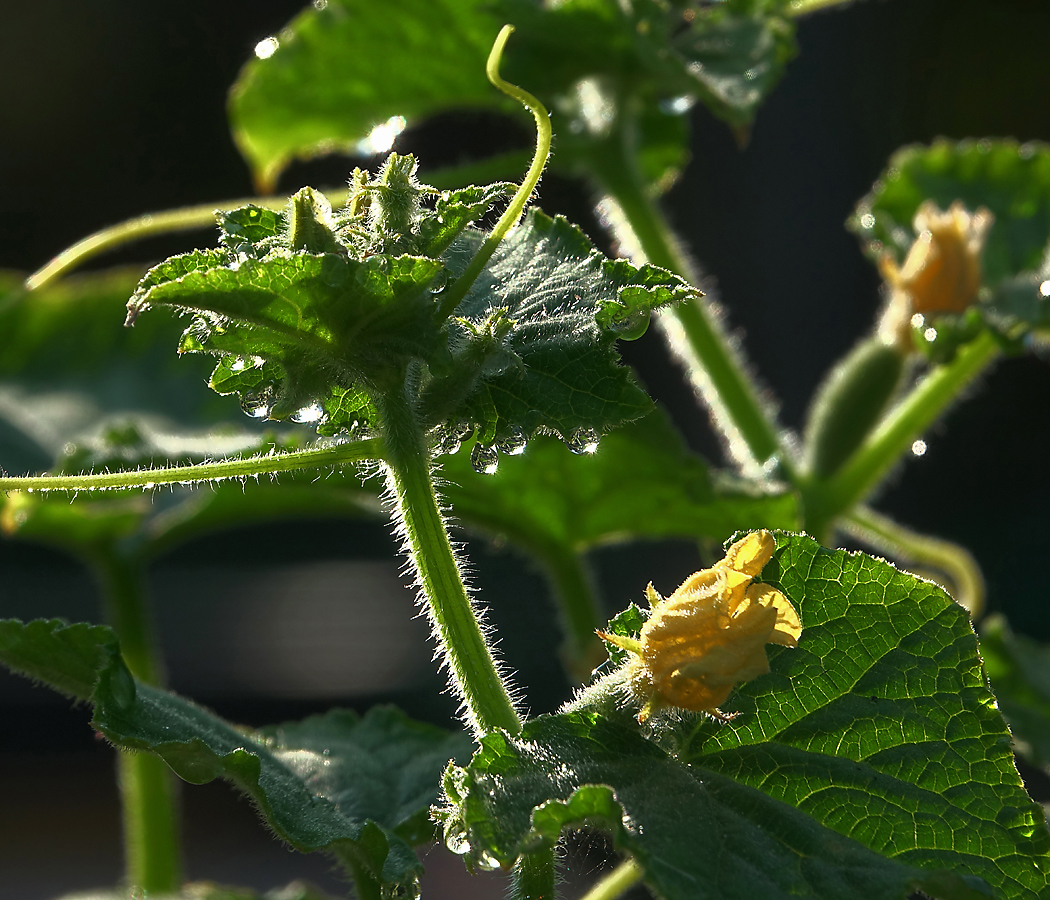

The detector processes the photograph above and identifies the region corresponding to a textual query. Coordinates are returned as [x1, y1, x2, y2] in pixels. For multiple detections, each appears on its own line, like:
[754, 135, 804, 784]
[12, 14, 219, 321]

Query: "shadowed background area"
[1, 0, 1049, 896]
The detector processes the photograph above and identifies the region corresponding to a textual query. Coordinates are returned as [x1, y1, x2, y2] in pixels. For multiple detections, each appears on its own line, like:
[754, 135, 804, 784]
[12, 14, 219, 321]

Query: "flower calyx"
[598, 530, 801, 723]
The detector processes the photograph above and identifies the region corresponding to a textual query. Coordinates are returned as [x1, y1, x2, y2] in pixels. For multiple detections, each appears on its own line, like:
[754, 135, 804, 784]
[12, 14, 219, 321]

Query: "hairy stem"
[578, 859, 644, 900]
[94, 552, 182, 892]
[806, 330, 1000, 533]
[26, 196, 290, 291]
[438, 24, 552, 319]
[513, 849, 557, 900]
[842, 505, 986, 618]
[590, 133, 792, 480]
[377, 388, 520, 737]
[0, 438, 382, 493]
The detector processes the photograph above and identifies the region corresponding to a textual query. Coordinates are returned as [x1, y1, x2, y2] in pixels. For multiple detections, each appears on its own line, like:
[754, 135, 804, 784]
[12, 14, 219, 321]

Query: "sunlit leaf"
[439, 533, 1050, 900]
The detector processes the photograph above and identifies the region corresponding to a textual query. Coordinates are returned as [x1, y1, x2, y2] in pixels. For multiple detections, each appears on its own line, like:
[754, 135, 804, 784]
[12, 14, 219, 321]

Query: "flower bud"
[599, 530, 801, 722]
[878, 201, 993, 349]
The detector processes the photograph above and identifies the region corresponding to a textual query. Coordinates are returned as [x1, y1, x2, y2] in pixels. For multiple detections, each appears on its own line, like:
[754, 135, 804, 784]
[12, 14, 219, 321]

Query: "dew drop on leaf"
[659, 95, 696, 115]
[241, 391, 273, 419]
[495, 427, 527, 456]
[475, 850, 501, 871]
[568, 427, 600, 455]
[609, 308, 651, 340]
[289, 402, 326, 424]
[437, 422, 472, 455]
[470, 443, 499, 474]
[429, 270, 448, 294]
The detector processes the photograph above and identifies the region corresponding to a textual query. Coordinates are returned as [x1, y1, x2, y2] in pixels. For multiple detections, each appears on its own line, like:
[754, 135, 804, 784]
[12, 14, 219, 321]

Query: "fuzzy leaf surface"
[446, 209, 695, 445]
[979, 614, 1050, 772]
[851, 140, 1050, 288]
[0, 619, 471, 893]
[442, 407, 798, 552]
[440, 534, 1050, 900]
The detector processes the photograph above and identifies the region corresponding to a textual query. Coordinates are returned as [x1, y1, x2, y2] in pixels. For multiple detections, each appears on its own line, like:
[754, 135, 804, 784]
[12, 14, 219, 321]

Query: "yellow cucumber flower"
[878, 200, 993, 348]
[599, 530, 801, 723]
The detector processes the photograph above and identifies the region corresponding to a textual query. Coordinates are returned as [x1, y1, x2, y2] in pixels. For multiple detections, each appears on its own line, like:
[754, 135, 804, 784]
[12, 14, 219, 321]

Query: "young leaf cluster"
[126, 155, 694, 457]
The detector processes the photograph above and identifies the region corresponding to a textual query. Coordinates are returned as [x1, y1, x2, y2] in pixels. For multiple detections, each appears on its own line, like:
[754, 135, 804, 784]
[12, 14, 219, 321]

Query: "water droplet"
[438, 423, 472, 455]
[355, 115, 407, 155]
[568, 427, 600, 455]
[241, 390, 274, 419]
[659, 95, 695, 115]
[609, 308, 651, 340]
[392, 875, 422, 900]
[860, 213, 876, 229]
[912, 439, 927, 456]
[495, 427, 527, 456]
[923, 326, 938, 342]
[475, 850, 502, 871]
[254, 36, 279, 59]
[445, 830, 471, 856]
[1040, 280, 1050, 298]
[429, 270, 448, 294]
[290, 402, 326, 424]
[910, 313, 925, 329]
[470, 443, 499, 474]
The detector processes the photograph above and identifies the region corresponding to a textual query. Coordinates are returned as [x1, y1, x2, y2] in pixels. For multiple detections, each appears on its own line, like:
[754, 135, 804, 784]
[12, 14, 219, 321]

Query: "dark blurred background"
[2, 0, 1050, 896]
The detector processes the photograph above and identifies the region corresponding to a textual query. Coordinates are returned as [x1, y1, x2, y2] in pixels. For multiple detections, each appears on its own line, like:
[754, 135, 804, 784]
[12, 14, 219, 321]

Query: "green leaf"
[442, 407, 798, 552]
[670, 0, 797, 131]
[135, 250, 446, 433]
[979, 614, 1050, 772]
[228, 0, 501, 191]
[439, 533, 1050, 900]
[443, 209, 695, 445]
[850, 139, 1050, 288]
[131, 176, 692, 446]
[983, 270, 1050, 338]
[0, 618, 123, 701]
[227, 0, 793, 192]
[0, 618, 472, 895]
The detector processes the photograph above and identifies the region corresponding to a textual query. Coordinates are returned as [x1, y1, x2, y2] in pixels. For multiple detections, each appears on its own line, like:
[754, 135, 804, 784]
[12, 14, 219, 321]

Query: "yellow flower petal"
[604, 530, 801, 722]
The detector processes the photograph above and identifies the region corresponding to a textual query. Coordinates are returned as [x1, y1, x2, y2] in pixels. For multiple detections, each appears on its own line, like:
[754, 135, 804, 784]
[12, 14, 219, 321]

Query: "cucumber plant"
[3, 3, 1050, 900]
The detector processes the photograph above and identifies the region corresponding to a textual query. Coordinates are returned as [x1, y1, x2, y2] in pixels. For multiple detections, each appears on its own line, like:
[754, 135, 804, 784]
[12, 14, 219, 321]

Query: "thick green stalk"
[589, 135, 793, 481]
[578, 859, 643, 900]
[842, 505, 985, 618]
[377, 388, 520, 737]
[806, 330, 1000, 534]
[513, 849, 557, 900]
[94, 552, 182, 893]
[539, 543, 605, 683]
